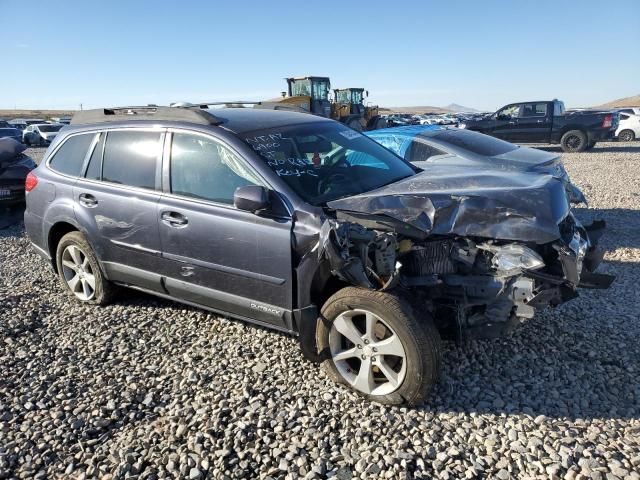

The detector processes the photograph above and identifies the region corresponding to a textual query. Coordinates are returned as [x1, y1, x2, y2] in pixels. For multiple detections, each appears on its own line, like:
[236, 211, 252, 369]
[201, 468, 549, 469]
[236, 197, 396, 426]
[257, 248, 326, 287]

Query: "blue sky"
[1, 0, 638, 111]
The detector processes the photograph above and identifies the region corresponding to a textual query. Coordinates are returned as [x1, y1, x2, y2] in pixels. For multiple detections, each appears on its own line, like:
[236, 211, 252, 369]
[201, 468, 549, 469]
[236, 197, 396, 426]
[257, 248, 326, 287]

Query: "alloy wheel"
[61, 245, 96, 301]
[328, 309, 407, 396]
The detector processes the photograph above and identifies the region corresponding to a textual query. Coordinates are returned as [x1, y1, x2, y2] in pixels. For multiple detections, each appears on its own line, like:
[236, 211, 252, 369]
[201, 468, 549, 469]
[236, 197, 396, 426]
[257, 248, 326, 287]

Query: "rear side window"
[102, 131, 161, 189]
[84, 132, 105, 180]
[48, 133, 94, 177]
[407, 140, 447, 162]
[520, 103, 547, 117]
[431, 129, 517, 156]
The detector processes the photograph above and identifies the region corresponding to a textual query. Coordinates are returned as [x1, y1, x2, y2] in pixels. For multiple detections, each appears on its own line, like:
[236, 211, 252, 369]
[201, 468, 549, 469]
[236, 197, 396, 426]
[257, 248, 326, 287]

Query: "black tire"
[317, 287, 441, 405]
[55, 231, 115, 305]
[24, 136, 30, 146]
[560, 130, 588, 152]
[346, 118, 363, 132]
[618, 129, 635, 142]
[372, 116, 388, 130]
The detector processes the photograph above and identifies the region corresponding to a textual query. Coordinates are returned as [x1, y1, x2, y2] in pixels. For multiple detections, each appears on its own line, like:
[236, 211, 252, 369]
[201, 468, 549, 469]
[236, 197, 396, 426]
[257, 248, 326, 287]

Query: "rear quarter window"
[431, 129, 517, 156]
[102, 130, 162, 190]
[48, 133, 95, 177]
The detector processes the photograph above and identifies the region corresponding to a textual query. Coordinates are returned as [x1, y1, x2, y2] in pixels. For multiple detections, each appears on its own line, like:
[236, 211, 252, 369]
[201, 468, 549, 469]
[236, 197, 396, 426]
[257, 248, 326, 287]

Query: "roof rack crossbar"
[70, 105, 223, 126]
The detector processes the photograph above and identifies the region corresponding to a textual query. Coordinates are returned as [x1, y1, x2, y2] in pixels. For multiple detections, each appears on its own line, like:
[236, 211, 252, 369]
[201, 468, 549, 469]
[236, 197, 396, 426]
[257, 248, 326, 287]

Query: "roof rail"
[70, 106, 222, 126]
[170, 101, 261, 108]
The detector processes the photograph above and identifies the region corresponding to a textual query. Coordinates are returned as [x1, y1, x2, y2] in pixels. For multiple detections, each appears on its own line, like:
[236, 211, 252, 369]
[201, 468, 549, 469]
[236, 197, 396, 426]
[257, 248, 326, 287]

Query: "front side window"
[290, 79, 311, 97]
[48, 133, 95, 177]
[102, 130, 161, 189]
[170, 133, 262, 204]
[38, 124, 63, 133]
[497, 105, 519, 119]
[243, 122, 415, 205]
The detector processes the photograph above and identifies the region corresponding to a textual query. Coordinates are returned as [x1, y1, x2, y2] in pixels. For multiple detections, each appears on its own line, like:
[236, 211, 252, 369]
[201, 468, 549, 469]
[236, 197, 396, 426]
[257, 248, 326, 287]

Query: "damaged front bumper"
[318, 212, 614, 340]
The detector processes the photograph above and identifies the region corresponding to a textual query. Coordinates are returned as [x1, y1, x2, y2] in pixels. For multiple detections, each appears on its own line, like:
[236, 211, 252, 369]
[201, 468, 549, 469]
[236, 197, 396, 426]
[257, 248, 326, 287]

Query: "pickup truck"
[460, 100, 618, 152]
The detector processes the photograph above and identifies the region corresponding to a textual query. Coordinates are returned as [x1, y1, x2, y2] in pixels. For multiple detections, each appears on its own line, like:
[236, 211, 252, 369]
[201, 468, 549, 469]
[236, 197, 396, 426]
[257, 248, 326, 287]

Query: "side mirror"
[234, 185, 270, 213]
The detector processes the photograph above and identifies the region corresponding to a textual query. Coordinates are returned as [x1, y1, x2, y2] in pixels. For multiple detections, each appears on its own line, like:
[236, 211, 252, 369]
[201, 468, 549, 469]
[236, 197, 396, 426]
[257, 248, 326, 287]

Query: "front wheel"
[317, 287, 441, 405]
[56, 231, 115, 305]
[618, 129, 635, 142]
[560, 130, 588, 152]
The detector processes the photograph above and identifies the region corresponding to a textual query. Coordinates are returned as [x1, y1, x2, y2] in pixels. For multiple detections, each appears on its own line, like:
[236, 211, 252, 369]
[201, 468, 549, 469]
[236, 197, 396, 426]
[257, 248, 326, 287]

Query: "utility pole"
[80, 103, 83, 111]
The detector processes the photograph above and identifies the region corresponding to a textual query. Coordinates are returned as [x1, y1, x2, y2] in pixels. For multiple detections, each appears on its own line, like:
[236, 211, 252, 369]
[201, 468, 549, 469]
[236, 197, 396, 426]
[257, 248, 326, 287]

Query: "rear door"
[156, 129, 294, 330]
[513, 102, 552, 142]
[73, 128, 165, 292]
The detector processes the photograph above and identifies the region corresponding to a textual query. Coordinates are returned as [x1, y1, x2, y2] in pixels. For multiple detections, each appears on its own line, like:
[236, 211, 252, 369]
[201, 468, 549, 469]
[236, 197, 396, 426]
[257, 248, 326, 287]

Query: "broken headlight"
[480, 244, 545, 273]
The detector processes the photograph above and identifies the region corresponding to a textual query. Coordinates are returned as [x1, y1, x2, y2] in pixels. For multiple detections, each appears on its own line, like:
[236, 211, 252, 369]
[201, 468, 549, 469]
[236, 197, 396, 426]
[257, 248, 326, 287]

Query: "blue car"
[0, 127, 23, 144]
[365, 125, 586, 204]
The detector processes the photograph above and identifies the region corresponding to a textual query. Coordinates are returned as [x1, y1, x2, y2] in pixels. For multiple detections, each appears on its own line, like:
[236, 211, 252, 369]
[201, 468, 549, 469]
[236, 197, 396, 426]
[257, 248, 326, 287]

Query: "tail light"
[602, 114, 613, 129]
[25, 172, 38, 192]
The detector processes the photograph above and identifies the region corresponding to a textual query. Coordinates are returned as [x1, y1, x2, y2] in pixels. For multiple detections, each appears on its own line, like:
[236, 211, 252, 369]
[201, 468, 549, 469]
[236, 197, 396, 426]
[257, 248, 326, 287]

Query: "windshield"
[243, 122, 415, 205]
[428, 129, 518, 156]
[336, 90, 350, 103]
[37, 125, 63, 132]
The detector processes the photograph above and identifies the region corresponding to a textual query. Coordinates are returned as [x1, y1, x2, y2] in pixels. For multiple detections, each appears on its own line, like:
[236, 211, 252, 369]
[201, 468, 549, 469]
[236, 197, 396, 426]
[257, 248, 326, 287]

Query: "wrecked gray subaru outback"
[242, 115, 613, 405]
[26, 107, 613, 405]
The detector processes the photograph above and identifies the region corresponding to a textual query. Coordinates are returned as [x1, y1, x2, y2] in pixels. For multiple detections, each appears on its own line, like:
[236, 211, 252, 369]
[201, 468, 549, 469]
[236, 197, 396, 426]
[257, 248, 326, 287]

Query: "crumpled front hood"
[327, 167, 570, 244]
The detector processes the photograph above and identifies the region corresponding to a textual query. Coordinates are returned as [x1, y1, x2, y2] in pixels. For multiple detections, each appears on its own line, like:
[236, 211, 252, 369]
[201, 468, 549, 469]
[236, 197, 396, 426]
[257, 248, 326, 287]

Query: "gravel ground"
[1, 143, 640, 479]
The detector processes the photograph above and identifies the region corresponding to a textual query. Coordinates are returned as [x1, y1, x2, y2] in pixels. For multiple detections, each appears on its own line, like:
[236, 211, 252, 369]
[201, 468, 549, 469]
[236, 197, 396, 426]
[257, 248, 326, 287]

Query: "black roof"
[69, 106, 329, 134]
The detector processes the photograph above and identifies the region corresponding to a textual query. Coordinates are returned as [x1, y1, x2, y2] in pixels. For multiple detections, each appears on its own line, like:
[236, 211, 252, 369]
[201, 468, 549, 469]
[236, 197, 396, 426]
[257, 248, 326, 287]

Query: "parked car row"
[20, 105, 613, 404]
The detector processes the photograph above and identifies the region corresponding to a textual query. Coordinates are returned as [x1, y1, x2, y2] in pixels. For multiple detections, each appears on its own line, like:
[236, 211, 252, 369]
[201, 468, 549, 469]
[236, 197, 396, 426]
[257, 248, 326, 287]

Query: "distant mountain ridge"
[444, 103, 480, 113]
[596, 94, 640, 108]
[379, 102, 481, 114]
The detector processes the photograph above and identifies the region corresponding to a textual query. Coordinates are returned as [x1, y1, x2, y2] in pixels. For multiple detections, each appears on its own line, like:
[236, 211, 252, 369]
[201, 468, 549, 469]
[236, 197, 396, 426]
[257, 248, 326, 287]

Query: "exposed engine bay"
[318, 211, 614, 339]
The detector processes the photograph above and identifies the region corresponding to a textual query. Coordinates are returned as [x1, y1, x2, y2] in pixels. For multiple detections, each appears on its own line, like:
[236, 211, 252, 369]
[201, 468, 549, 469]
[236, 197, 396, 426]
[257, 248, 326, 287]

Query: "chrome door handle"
[161, 211, 188, 227]
[79, 193, 98, 208]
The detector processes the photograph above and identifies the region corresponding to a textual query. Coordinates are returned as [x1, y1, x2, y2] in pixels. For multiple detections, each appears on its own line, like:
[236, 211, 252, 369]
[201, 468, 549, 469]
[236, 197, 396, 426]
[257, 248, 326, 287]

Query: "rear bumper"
[588, 129, 616, 142]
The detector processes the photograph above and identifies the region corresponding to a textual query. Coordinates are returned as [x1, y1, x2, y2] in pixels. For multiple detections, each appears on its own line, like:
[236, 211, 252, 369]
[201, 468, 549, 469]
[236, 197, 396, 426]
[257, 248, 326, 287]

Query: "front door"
[488, 104, 521, 140]
[157, 130, 293, 330]
[73, 129, 166, 291]
[512, 102, 552, 143]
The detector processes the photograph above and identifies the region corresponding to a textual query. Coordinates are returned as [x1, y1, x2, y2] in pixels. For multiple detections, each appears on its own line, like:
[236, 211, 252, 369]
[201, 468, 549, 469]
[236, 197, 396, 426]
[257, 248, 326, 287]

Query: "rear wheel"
[317, 287, 441, 405]
[56, 231, 115, 305]
[560, 130, 588, 152]
[618, 129, 635, 142]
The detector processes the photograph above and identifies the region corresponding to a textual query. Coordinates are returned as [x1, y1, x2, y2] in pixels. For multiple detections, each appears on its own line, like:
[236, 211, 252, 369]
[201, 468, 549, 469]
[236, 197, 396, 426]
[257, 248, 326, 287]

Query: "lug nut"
[373, 347, 378, 352]
[361, 355, 367, 360]
[364, 339, 370, 345]
[357, 344, 362, 349]
[372, 356, 377, 362]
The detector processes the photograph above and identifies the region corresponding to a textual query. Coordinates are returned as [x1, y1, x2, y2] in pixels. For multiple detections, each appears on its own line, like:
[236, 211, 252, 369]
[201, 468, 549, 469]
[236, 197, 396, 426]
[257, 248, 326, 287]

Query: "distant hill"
[444, 103, 479, 113]
[379, 105, 453, 114]
[596, 95, 640, 109]
[0, 109, 76, 120]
